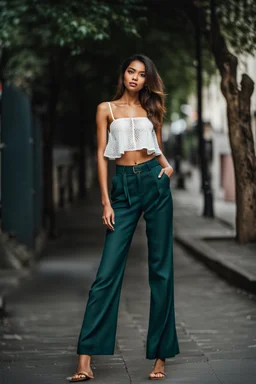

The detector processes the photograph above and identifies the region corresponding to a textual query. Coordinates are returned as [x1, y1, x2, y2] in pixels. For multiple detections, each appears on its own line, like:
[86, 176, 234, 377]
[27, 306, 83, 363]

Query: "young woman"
[70, 53, 180, 382]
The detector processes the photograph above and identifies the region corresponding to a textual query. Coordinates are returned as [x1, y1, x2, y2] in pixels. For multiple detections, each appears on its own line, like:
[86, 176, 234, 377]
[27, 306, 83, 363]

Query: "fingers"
[107, 213, 115, 231]
[106, 216, 114, 231]
[159, 167, 174, 178]
[102, 212, 115, 231]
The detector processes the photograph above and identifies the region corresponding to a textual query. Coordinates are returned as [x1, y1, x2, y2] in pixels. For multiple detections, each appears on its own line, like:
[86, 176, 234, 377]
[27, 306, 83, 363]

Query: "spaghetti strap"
[107, 102, 115, 121]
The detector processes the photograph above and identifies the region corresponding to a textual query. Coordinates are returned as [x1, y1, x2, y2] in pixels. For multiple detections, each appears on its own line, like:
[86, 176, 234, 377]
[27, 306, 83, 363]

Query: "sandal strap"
[77, 371, 94, 378]
[153, 372, 166, 376]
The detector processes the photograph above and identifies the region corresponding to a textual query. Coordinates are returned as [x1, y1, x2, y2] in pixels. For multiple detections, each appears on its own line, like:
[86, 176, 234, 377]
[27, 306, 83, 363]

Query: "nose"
[132, 73, 138, 81]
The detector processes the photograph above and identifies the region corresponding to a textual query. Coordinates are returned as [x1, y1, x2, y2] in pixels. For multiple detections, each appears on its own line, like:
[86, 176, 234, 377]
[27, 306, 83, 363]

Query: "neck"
[120, 90, 140, 105]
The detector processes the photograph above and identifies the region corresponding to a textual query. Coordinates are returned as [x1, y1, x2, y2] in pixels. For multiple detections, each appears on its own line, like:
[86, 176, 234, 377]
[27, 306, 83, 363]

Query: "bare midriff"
[115, 149, 157, 166]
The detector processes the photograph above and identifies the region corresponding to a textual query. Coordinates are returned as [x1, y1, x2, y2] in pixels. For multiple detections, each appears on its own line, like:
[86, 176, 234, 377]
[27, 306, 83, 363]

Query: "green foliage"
[219, 0, 256, 54]
[202, 0, 256, 55]
[3, 49, 45, 93]
[0, 0, 145, 54]
[0, 0, 146, 96]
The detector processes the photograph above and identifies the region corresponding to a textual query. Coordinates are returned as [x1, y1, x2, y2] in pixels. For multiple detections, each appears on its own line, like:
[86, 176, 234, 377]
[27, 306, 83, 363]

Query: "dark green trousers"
[77, 157, 180, 359]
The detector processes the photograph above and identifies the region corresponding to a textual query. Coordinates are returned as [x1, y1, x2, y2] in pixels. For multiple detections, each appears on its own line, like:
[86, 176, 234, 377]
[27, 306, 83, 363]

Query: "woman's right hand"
[102, 203, 115, 231]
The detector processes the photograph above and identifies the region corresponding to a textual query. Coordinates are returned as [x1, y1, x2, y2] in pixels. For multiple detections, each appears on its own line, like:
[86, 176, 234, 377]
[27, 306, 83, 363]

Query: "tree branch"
[240, 74, 254, 100]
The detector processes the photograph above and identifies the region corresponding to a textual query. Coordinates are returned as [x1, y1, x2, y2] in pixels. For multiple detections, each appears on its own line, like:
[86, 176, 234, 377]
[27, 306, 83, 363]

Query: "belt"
[115, 157, 159, 206]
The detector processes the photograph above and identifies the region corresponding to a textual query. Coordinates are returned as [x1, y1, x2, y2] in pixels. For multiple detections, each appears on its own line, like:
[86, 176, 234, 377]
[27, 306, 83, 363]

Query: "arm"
[96, 102, 115, 230]
[155, 127, 174, 178]
[96, 102, 110, 206]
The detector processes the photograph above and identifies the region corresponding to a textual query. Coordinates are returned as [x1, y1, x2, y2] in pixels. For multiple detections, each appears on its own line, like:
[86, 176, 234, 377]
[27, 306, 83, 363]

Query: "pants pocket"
[151, 165, 170, 195]
[162, 172, 170, 181]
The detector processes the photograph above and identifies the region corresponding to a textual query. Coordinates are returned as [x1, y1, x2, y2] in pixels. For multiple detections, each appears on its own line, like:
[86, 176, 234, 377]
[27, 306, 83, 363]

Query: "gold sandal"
[148, 358, 166, 380]
[69, 370, 94, 382]
[149, 371, 166, 380]
[148, 371, 166, 380]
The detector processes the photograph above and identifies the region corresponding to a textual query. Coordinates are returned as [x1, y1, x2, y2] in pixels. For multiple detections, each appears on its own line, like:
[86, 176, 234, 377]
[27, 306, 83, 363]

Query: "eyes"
[127, 69, 146, 78]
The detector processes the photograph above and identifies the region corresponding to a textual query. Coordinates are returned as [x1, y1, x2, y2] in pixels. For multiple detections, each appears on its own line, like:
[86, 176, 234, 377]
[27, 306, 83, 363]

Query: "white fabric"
[104, 116, 162, 160]
[107, 102, 115, 121]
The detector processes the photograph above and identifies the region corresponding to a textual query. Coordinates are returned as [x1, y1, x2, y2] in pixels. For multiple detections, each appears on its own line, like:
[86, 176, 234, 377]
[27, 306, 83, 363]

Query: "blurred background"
[0, 1, 256, 383]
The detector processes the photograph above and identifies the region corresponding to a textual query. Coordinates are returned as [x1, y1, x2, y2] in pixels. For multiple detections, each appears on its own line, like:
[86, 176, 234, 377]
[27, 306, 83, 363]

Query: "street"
[1, 186, 256, 384]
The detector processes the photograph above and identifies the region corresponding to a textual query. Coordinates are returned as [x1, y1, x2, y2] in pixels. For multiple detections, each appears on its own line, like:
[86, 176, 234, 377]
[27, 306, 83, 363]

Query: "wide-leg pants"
[77, 157, 180, 359]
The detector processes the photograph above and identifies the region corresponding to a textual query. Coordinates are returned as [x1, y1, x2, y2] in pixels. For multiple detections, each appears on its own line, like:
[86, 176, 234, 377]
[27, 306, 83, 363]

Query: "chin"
[127, 85, 141, 92]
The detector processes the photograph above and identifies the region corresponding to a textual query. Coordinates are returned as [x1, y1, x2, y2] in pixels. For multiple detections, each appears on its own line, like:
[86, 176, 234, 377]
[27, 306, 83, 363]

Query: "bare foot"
[149, 358, 166, 379]
[70, 355, 94, 381]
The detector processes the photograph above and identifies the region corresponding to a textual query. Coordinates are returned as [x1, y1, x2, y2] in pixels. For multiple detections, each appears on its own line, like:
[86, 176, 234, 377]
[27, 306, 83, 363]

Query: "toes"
[72, 373, 86, 379]
[150, 372, 165, 378]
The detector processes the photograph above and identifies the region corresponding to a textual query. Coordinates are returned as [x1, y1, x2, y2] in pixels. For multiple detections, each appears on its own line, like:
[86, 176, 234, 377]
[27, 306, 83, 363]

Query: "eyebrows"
[128, 66, 145, 73]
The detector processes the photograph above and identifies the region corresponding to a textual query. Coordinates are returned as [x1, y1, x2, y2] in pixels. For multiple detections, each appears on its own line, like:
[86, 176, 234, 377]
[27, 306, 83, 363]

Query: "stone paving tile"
[205, 238, 256, 275]
[172, 188, 256, 289]
[1, 188, 256, 383]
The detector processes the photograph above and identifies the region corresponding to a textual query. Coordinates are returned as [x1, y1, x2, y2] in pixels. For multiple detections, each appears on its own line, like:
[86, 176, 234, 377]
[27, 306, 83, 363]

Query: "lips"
[129, 82, 137, 87]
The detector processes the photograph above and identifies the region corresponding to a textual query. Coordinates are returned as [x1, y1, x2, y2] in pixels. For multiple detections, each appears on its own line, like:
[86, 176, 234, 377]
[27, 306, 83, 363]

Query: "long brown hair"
[112, 54, 166, 131]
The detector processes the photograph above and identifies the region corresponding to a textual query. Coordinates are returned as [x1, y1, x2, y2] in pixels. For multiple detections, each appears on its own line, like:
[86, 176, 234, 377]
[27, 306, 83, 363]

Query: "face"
[123, 60, 146, 92]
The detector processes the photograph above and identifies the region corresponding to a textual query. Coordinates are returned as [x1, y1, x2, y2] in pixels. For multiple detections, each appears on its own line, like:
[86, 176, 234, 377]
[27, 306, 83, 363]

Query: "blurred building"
[187, 55, 256, 202]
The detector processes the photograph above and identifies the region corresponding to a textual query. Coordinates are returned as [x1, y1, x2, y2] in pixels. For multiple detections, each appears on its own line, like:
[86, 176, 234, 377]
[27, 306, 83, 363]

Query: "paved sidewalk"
[171, 167, 256, 294]
[0, 184, 256, 383]
[182, 164, 236, 229]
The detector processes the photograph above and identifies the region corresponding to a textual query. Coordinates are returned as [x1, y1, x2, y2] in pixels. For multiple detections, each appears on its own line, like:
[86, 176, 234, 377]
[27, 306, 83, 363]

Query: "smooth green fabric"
[77, 157, 180, 359]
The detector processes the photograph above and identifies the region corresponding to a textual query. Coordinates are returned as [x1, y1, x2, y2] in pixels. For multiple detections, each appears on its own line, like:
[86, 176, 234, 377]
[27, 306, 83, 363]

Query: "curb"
[174, 232, 256, 295]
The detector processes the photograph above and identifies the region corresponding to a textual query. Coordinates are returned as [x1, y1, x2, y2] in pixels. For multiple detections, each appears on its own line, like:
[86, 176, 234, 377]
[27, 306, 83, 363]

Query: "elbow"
[97, 148, 107, 161]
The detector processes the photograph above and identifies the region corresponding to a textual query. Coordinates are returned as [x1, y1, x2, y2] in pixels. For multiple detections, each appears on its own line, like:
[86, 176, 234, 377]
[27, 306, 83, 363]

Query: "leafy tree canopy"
[0, 0, 146, 54]
[215, 0, 256, 54]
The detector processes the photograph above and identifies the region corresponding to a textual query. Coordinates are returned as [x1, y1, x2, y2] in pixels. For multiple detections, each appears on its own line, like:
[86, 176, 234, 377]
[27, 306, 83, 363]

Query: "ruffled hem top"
[103, 103, 162, 160]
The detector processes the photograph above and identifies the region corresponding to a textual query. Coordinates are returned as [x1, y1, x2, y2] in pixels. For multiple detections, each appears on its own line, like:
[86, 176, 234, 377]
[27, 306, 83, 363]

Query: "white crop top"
[103, 102, 162, 160]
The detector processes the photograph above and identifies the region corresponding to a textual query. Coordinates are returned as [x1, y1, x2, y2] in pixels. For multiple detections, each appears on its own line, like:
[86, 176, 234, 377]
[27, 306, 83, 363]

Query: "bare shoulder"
[97, 101, 110, 113]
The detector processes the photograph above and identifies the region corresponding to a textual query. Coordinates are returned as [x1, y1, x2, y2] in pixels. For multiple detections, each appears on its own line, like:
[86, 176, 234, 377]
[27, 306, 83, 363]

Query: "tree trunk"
[189, 0, 256, 243]
[227, 73, 256, 243]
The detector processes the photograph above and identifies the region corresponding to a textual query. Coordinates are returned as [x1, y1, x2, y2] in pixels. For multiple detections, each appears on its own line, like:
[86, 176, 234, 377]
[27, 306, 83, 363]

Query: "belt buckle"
[133, 166, 143, 174]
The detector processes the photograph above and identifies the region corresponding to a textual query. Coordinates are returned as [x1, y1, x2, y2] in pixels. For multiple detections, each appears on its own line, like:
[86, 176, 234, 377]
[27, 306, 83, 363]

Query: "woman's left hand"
[158, 166, 174, 179]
